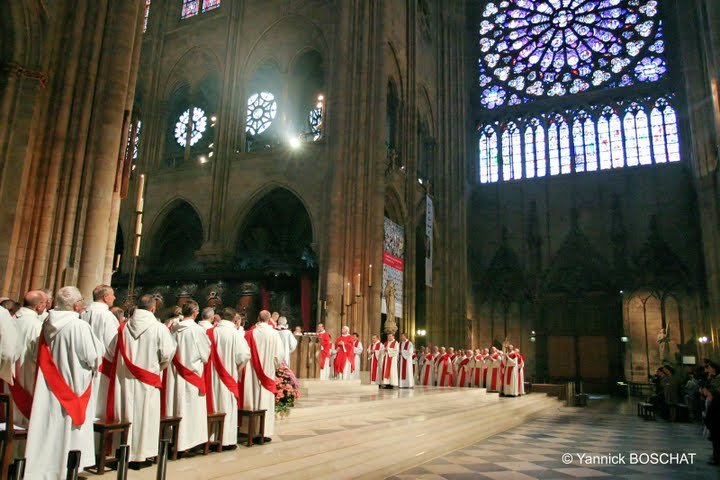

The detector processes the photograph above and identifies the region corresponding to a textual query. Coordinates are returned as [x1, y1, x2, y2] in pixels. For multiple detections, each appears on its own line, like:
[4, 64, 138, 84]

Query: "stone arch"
[162, 47, 223, 100]
[144, 197, 205, 272]
[384, 185, 407, 227]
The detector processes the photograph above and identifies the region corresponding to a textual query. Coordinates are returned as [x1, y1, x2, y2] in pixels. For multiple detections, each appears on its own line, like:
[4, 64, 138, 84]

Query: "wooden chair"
[0, 394, 28, 479]
[237, 410, 266, 447]
[86, 419, 131, 474]
[159, 416, 181, 460]
[204, 412, 225, 454]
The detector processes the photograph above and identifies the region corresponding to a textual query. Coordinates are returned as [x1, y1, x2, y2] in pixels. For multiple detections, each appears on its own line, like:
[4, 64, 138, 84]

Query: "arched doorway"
[236, 188, 316, 331]
[147, 200, 204, 273]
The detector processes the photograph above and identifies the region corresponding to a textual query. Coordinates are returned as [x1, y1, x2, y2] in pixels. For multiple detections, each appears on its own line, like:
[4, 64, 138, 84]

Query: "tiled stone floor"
[390, 396, 718, 480]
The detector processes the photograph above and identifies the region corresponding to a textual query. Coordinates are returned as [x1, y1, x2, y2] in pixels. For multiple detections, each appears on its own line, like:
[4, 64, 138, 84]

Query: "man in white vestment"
[415, 346, 425, 383]
[11, 290, 46, 426]
[503, 345, 520, 396]
[515, 348, 525, 395]
[420, 346, 435, 386]
[317, 323, 333, 380]
[240, 310, 284, 441]
[81, 285, 120, 419]
[380, 333, 399, 388]
[0, 306, 20, 384]
[398, 333, 414, 388]
[436, 347, 454, 387]
[367, 334, 384, 385]
[352, 333, 363, 380]
[208, 307, 250, 448]
[276, 316, 297, 367]
[472, 349, 486, 388]
[198, 307, 215, 330]
[486, 347, 503, 392]
[166, 300, 211, 452]
[113, 294, 177, 464]
[25, 286, 103, 479]
[456, 350, 474, 387]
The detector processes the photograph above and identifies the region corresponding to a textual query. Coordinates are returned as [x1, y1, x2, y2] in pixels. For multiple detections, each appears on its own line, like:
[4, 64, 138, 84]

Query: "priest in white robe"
[317, 323, 332, 380]
[486, 347, 503, 392]
[240, 310, 284, 440]
[503, 346, 520, 397]
[398, 333, 414, 388]
[420, 346, 436, 386]
[11, 290, 46, 426]
[0, 305, 19, 385]
[380, 333, 399, 388]
[515, 348, 526, 395]
[415, 346, 425, 383]
[367, 334, 384, 385]
[352, 333, 363, 380]
[198, 307, 215, 330]
[166, 300, 211, 452]
[436, 348, 454, 387]
[208, 308, 250, 447]
[456, 350, 474, 387]
[81, 284, 120, 419]
[276, 316, 297, 367]
[112, 294, 177, 463]
[25, 286, 104, 479]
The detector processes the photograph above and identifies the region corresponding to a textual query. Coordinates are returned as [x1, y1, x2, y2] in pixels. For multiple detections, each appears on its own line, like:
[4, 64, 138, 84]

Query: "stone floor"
[390, 395, 718, 480]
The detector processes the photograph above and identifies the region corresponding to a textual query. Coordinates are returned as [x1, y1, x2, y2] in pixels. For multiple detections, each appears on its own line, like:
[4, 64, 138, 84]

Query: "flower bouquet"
[275, 364, 301, 417]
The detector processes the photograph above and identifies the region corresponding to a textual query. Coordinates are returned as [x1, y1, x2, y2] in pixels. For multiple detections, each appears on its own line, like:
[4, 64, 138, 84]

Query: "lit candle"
[368, 264, 373, 287]
[114, 254, 121, 270]
[323, 300, 327, 311]
[135, 174, 145, 212]
[345, 282, 351, 305]
[133, 236, 142, 257]
[355, 273, 361, 297]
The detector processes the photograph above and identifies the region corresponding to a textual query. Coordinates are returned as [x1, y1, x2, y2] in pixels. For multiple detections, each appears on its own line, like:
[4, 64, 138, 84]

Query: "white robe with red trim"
[503, 353, 520, 396]
[398, 340, 414, 388]
[352, 340, 363, 380]
[380, 341, 399, 386]
[210, 320, 250, 445]
[517, 354, 526, 395]
[0, 306, 19, 384]
[436, 354, 454, 387]
[368, 341, 384, 385]
[472, 355, 486, 388]
[420, 353, 434, 386]
[81, 301, 119, 419]
[240, 322, 283, 437]
[486, 353, 503, 392]
[114, 309, 177, 461]
[166, 319, 210, 451]
[12, 307, 43, 426]
[25, 310, 103, 480]
[456, 357, 473, 387]
[317, 331, 333, 380]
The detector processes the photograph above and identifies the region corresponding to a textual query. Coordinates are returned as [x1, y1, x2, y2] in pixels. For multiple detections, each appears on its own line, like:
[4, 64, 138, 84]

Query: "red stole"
[37, 328, 92, 427]
[457, 358, 470, 386]
[172, 354, 206, 395]
[333, 335, 355, 374]
[206, 328, 240, 403]
[473, 356, 483, 386]
[244, 326, 278, 395]
[504, 354, 517, 387]
[422, 353, 433, 385]
[382, 341, 397, 379]
[438, 354, 454, 386]
[370, 342, 381, 382]
[8, 378, 33, 420]
[318, 331, 332, 368]
[400, 341, 411, 380]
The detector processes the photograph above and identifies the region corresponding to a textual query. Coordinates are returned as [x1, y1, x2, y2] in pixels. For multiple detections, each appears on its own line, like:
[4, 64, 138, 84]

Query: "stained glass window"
[143, 0, 151, 32]
[477, 96, 680, 182]
[175, 107, 207, 147]
[245, 92, 277, 136]
[126, 118, 142, 171]
[181, 0, 219, 19]
[478, 0, 667, 109]
[307, 94, 325, 141]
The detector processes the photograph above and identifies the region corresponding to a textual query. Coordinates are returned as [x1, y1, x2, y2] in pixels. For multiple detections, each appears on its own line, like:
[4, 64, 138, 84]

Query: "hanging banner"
[381, 217, 404, 318]
[425, 195, 433, 287]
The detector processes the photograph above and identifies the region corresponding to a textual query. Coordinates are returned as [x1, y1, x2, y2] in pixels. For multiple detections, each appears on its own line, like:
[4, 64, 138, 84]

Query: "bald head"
[23, 290, 47, 315]
[258, 310, 271, 322]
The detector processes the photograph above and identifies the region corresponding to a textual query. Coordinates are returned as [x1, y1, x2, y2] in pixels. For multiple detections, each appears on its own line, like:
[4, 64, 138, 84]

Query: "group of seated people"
[0, 285, 288, 478]
[314, 326, 526, 397]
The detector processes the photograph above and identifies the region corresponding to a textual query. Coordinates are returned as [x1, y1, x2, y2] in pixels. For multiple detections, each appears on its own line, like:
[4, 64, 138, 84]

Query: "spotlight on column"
[199, 155, 208, 164]
[289, 135, 301, 149]
[620, 336, 629, 343]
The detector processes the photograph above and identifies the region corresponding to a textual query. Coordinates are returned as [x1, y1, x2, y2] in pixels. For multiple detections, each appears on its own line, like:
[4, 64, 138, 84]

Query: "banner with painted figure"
[382, 217, 404, 318]
[425, 195, 433, 287]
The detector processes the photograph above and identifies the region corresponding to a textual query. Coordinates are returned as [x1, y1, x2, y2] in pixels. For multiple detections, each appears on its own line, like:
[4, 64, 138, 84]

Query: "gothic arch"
[143, 198, 205, 272]
[146, 197, 206, 247]
[384, 185, 407, 227]
[162, 46, 223, 100]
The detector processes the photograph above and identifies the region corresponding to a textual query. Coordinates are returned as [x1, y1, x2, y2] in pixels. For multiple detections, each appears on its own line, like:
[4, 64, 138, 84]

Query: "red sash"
[318, 332, 331, 368]
[438, 355, 453, 386]
[244, 327, 278, 395]
[98, 357, 114, 378]
[8, 378, 33, 420]
[400, 341, 411, 380]
[333, 336, 355, 375]
[37, 330, 92, 427]
[116, 323, 163, 388]
[204, 358, 214, 413]
[172, 354, 206, 395]
[382, 341, 397, 380]
[370, 343, 381, 382]
[422, 354, 433, 385]
[207, 328, 239, 402]
[457, 358, 470, 387]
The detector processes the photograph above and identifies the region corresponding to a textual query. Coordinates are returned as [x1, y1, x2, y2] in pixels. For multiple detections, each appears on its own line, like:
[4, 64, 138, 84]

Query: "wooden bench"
[637, 402, 655, 420]
[87, 419, 131, 474]
[0, 394, 28, 479]
[159, 416, 181, 460]
[237, 410, 266, 447]
[205, 412, 225, 454]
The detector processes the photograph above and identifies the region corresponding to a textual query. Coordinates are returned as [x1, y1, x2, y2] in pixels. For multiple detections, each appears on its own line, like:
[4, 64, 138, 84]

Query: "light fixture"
[289, 136, 301, 149]
[208, 151, 214, 157]
[418, 178, 424, 185]
[620, 336, 629, 343]
[531, 330, 536, 335]
[416, 329, 427, 337]
[199, 155, 208, 164]
[530, 336, 536, 343]
[699, 336, 709, 344]
[318, 94, 324, 101]
[210, 115, 217, 122]
[619, 290, 624, 294]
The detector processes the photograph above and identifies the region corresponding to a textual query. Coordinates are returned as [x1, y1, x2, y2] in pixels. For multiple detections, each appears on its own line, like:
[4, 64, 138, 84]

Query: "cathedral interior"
[2, 0, 720, 394]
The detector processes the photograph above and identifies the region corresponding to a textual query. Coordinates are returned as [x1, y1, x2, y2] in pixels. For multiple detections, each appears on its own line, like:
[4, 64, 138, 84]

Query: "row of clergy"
[313, 327, 525, 397]
[0, 286, 294, 480]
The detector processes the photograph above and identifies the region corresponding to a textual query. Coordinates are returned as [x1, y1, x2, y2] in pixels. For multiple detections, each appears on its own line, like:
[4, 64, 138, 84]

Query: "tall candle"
[355, 273, 361, 297]
[133, 236, 142, 257]
[135, 214, 142, 236]
[345, 282, 351, 305]
[135, 174, 145, 212]
[368, 264, 373, 287]
[114, 254, 121, 270]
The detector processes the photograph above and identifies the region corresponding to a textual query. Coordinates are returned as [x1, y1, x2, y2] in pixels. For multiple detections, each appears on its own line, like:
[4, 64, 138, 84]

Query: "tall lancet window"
[477, 0, 680, 183]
